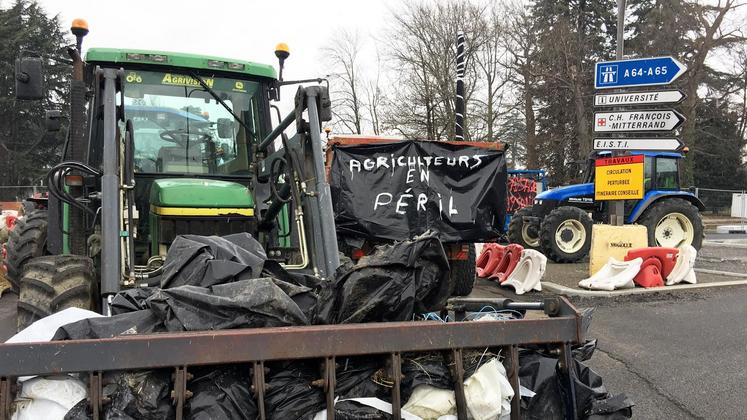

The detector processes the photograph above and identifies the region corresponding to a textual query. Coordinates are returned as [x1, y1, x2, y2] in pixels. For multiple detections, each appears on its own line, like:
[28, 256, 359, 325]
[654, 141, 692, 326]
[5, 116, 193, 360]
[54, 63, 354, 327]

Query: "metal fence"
[692, 187, 746, 218]
[0, 185, 47, 204]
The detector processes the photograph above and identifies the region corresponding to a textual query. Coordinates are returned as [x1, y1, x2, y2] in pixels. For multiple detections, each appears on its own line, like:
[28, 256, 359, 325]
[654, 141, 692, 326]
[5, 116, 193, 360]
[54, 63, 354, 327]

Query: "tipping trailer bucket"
[0, 297, 584, 420]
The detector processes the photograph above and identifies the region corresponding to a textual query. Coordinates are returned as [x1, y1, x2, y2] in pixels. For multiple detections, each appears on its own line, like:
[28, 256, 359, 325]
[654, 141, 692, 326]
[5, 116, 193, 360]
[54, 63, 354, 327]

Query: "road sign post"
[609, 0, 627, 226]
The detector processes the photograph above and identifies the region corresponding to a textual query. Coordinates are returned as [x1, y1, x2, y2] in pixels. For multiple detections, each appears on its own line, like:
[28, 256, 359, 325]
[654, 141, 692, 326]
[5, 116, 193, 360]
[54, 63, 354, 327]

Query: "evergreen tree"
[529, 0, 616, 181]
[627, 0, 744, 185]
[0, 0, 70, 197]
[694, 99, 747, 190]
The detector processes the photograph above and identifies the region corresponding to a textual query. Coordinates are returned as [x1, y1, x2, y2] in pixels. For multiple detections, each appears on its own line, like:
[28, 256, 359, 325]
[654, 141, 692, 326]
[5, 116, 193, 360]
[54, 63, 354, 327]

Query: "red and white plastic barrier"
[476, 244, 545, 295]
[579, 246, 697, 291]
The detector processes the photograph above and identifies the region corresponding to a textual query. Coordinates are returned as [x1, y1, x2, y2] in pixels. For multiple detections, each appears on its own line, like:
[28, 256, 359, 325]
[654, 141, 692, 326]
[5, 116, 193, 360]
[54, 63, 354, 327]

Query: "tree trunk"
[680, 76, 699, 186]
[573, 80, 590, 160]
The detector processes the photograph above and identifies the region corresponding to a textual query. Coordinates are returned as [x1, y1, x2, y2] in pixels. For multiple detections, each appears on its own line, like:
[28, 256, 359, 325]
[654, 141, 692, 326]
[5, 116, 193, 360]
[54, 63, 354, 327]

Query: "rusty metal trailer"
[0, 296, 584, 420]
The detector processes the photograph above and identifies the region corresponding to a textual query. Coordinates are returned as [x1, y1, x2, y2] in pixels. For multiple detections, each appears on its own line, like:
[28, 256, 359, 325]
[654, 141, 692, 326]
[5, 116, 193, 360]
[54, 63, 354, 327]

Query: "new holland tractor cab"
[6, 20, 341, 329]
[508, 150, 704, 262]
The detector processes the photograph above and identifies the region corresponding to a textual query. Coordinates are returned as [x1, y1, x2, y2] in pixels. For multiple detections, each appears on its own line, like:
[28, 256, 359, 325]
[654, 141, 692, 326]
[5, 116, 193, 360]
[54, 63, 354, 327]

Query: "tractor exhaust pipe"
[454, 32, 466, 141]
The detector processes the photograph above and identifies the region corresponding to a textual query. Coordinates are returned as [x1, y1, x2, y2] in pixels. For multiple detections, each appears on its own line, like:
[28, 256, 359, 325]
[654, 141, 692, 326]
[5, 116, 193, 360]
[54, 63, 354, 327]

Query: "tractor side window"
[643, 156, 653, 190]
[655, 158, 678, 190]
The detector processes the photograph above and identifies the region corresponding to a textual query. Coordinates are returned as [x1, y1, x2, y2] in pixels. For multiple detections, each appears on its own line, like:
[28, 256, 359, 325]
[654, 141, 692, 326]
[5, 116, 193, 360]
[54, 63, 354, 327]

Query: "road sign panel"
[593, 138, 683, 151]
[595, 57, 687, 89]
[594, 90, 685, 107]
[594, 109, 684, 132]
[595, 155, 645, 201]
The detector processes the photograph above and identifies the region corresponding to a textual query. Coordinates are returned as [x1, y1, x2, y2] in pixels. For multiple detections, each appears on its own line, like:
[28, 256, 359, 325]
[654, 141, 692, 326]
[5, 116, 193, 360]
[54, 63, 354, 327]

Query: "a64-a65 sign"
[595, 56, 687, 89]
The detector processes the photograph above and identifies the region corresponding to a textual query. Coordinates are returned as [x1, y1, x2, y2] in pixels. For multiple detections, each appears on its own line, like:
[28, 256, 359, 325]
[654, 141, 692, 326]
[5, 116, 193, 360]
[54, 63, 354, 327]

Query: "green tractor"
[5, 20, 340, 329]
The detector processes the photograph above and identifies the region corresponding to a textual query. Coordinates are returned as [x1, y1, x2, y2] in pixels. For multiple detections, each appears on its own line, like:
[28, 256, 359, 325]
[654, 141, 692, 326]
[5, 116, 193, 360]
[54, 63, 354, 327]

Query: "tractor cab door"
[626, 155, 680, 217]
[652, 157, 679, 190]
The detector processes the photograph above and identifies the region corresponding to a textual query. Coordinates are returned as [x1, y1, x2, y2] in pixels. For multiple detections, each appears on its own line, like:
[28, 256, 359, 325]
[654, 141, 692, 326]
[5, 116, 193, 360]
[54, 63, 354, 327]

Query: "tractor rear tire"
[508, 206, 540, 249]
[4, 210, 48, 292]
[451, 244, 476, 296]
[17, 255, 96, 331]
[638, 198, 704, 250]
[540, 206, 593, 263]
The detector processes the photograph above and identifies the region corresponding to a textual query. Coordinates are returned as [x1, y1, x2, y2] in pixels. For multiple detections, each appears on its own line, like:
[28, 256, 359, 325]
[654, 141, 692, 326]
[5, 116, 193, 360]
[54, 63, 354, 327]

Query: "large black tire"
[4, 210, 48, 292]
[17, 255, 96, 331]
[508, 206, 540, 249]
[451, 244, 476, 296]
[638, 198, 704, 250]
[540, 206, 593, 263]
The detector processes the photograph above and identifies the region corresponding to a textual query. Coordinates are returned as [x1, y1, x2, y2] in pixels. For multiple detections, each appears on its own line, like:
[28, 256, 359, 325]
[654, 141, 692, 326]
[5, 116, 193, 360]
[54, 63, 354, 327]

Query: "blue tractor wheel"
[638, 198, 704, 250]
[540, 206, 593, 263]
[508, 206, 540, 249]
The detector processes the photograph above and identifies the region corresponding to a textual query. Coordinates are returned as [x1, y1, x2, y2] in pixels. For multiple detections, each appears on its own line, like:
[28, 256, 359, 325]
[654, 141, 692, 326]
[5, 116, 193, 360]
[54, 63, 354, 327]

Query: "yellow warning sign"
[594, 155, 644, 200]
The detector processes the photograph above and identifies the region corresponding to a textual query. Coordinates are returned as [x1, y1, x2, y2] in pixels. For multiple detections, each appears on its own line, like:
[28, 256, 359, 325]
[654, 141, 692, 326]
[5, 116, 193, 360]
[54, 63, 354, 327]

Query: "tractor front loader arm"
[257, 86, 339, 280]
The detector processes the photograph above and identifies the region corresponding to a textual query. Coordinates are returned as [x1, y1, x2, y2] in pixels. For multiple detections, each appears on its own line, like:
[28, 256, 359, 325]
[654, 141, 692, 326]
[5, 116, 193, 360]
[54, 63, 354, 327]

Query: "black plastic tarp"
[160, 233, 267, 288]
[330, 140, 507, 242]
[186, 366, 257, 420]
[54, 278, 313, 341]
[314, 232, 451, 324]
[519, 347, 634, 420]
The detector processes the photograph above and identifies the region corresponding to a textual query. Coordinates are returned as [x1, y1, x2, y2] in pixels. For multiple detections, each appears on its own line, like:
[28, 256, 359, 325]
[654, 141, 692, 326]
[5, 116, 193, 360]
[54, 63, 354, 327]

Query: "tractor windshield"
[122, 70, 262, 176]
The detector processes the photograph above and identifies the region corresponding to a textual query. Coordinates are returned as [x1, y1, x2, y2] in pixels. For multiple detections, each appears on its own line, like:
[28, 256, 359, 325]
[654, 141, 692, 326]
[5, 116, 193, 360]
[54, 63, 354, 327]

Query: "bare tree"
[364, 50, 385, 136]
[502, 1, 540, 168]
[678, 0, 745, 184]
[472, 2, 511, 143]
[322, 30, 365, 134]
[382, 1, 485, 140]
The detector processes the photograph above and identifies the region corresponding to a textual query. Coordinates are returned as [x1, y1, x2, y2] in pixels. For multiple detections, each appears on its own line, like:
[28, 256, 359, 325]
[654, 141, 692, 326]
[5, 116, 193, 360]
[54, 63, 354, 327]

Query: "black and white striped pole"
[455, 31, 466, 141]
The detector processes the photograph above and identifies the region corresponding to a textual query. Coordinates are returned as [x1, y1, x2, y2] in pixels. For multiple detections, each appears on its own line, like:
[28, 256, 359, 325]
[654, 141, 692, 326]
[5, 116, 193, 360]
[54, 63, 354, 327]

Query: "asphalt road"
[471, 280, 747, 419]
[705, 232, 747, 241]
[586, 286, 747, 419]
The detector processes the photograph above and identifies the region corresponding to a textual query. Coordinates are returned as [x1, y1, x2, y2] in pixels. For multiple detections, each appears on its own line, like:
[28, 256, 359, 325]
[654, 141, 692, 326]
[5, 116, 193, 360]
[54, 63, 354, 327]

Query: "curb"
[702, 240, 747, 249]
[542, 269, 747, 297]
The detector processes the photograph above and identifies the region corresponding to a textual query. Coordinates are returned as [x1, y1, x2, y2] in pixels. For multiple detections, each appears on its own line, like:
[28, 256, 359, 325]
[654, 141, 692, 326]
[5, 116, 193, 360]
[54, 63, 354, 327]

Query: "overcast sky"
[35, 0, 393, 113]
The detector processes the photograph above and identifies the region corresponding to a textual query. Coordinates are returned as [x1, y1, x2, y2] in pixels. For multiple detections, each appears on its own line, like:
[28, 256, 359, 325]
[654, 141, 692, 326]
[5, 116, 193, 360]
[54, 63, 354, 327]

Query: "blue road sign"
[595, 56, 687, 89]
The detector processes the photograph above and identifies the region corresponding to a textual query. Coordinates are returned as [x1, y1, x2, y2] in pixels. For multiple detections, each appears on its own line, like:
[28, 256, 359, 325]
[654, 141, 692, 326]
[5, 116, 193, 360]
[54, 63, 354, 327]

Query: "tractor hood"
[535, 183, 594, 202]
[150, 178, 254, 208]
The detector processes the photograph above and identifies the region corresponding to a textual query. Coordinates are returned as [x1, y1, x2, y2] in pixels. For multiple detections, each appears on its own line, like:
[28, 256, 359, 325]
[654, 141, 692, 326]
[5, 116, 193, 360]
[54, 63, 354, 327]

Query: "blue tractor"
[508, 151, 705, 262]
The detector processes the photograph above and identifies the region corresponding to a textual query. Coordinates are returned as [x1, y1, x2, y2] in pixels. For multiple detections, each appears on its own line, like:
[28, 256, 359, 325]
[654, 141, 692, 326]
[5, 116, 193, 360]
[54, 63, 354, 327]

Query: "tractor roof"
[85, 48, 277, 80]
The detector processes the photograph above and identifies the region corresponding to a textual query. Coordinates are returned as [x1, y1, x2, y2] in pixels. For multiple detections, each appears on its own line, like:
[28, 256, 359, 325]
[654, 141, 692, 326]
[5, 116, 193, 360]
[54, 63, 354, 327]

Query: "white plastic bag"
[464, 358, 514, 420]
[11, 376, 87, 420]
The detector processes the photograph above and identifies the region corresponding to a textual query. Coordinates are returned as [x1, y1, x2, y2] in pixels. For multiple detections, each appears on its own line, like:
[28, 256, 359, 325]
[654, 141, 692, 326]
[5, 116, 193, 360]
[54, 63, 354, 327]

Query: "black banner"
[330, 140, 507, 243]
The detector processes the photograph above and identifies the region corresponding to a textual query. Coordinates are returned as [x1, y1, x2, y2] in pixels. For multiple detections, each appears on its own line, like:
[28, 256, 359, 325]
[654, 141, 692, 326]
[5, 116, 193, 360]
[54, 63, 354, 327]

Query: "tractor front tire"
[4, 210, 48, 292]
[451, 244, 476, 296]
[540, 206, 593, 263]
[638, 198, 704, 250]
[508, 206, 540, 249]
[17, 255, 96, 331]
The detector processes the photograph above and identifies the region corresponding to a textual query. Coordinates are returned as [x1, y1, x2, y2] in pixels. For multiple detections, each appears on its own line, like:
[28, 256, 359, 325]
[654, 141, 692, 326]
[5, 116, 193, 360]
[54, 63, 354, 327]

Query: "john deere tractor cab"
[508, 150, 704, 262]
[7, 20, 339, 329]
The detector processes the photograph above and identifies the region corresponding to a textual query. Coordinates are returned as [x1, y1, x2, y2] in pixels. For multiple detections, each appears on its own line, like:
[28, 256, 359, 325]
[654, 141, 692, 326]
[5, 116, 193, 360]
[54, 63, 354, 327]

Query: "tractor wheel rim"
[522, 223, 540, 247]
[555, 220, 586, 254]
[655, 212, 694, 248]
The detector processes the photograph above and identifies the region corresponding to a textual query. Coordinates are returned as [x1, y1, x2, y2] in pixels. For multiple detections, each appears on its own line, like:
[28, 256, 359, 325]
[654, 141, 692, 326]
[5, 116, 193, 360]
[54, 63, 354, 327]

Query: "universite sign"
[594, 90, 685, 107]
